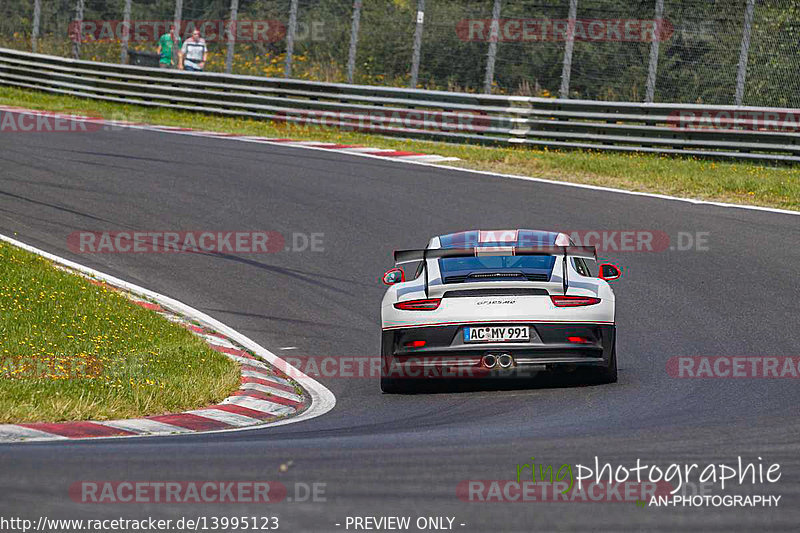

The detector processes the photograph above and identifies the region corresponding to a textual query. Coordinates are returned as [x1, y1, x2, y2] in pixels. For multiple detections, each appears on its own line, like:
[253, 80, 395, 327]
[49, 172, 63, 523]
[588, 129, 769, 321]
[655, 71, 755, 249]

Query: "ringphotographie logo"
[460, 456, 783, 507]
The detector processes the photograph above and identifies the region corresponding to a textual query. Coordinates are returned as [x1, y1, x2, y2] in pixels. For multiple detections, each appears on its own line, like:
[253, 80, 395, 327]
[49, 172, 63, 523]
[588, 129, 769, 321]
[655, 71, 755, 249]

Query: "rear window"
[438, 256, 556, 283]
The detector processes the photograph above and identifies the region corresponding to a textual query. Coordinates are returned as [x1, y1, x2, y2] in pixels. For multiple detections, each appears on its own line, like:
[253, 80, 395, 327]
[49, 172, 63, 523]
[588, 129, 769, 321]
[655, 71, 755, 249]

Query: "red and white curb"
[0, 105, 459, 164]
[0, 233, 336, 443]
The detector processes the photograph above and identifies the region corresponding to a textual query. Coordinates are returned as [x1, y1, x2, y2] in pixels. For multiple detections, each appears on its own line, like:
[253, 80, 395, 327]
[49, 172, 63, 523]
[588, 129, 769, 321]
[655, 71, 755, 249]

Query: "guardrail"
[2, 47, 799, 164]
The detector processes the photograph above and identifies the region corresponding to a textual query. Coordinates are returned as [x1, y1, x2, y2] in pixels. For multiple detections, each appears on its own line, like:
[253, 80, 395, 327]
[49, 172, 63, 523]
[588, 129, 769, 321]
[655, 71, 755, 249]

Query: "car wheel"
[380, 376, 403, 393]
[596, 340, 618, 384]
[380, 332, 418, 393]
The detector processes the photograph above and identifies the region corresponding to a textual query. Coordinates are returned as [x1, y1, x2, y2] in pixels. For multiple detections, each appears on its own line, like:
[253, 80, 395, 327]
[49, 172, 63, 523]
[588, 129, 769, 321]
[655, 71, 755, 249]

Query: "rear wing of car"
[393, 246, 597, 297]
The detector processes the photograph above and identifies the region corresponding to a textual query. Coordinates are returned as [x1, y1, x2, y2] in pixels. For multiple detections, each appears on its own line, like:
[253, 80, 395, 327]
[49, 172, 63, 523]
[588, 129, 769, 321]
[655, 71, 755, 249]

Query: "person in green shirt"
[158, 24, 181, 68]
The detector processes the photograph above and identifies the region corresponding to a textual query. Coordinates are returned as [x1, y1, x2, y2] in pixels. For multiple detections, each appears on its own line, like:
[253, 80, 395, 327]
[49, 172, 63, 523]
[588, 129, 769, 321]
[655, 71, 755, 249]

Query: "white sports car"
[380, 229, 621, 393]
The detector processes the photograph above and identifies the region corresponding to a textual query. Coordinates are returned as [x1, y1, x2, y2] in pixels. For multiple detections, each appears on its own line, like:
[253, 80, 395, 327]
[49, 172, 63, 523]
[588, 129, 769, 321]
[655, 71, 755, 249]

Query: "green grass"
[1, 85, 799, 211]
[0, 240, 241, 424]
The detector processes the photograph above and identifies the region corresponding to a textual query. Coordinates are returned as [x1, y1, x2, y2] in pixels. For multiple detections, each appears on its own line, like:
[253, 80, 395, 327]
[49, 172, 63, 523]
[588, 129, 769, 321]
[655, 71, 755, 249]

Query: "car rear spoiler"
[393, 246, 597, 297]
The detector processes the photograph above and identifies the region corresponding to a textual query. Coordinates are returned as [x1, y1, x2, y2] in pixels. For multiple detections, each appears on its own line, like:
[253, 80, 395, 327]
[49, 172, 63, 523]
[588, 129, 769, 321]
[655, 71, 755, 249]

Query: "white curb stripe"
[241, 369, 293, 387]
[97, 418, 193, 435]
[225, 354, 270, 369]
[395, 155, 460, 163]
[158, 313, 186, 323]
[186, 409, 262, 427]
[194, 131, 241, 137]
[129, 298, 155, 307]
[237, 136, 280, 142]
[0, 426, 69, 441]
[336, 147, 397, 153]
[222, 396, 295, 416]
[282, 141, 333, 147]
[200, 334, 238, 349]
[228, 352, 272, 375]
[240, 382, 304, 402]
[225, 353, 267, 366]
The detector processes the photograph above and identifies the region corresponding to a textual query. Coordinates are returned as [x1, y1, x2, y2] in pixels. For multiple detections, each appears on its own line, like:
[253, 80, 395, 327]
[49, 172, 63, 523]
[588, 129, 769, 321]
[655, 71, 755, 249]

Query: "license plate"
[463, 326, 529, 343]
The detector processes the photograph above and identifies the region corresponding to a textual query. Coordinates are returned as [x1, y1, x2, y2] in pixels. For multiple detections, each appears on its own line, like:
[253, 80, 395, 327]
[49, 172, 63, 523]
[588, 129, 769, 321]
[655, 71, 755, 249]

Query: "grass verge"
[1, 86, 798, 211]
[0, 240, 241, 424]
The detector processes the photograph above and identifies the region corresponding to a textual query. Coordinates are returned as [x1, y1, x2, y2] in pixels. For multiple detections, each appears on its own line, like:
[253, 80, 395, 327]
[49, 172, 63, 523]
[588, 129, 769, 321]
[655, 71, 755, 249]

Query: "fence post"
[173, 0, 183, 66]
[71, 0, 84, 60]
[409, 0, 425, 88]
[483, 0, 502, 94]
[31, 0, 41, 53]
[735, 0, 756, 106]
[120, 0, 132, 63]
[225, 0, 239, 74]
[559, 0, 578, 99]
[285, 0, 299, 77]
[346, 1, 362, 84]
[645, 0, 664, 103]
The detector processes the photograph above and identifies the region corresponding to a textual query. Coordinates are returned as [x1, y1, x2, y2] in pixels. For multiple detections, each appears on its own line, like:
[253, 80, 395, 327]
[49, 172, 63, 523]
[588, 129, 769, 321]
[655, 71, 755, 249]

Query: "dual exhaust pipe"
[482, 353, 514, 369]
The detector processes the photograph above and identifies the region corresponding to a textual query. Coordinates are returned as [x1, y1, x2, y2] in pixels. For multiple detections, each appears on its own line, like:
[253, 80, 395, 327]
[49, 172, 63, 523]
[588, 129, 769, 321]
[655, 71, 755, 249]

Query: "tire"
[380, 331, 413, 393]
[381, 376, 406, 393]
[381, 357, 422, 393]
[595, 340, 618, 384]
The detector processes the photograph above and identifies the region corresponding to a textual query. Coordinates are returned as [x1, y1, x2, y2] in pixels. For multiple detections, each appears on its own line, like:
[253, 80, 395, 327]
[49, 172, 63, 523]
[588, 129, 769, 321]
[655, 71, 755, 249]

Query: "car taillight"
[550, 295, 601, 307]
[567, 336, 592, 344]
[404, 340, 427, 348]
[394, 298, 442, 311]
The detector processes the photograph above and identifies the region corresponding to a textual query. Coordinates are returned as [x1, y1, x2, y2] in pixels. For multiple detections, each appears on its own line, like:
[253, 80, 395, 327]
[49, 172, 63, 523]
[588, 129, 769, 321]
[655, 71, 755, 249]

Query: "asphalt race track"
[1, 112, 799, 531]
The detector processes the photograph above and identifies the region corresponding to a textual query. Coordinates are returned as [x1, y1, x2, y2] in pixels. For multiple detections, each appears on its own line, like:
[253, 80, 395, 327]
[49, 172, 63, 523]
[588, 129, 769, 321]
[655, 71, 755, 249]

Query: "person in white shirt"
[179, 30, 208, 72]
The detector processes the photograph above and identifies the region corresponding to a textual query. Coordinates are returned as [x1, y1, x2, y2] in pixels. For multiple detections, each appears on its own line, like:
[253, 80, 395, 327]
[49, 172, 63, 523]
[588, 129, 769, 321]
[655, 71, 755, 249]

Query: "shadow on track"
[383, 370, 617, 394]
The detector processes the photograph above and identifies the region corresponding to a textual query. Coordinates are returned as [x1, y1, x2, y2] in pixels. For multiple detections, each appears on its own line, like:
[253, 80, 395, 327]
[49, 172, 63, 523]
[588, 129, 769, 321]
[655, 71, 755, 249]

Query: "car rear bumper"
[381, 323, 615, 378]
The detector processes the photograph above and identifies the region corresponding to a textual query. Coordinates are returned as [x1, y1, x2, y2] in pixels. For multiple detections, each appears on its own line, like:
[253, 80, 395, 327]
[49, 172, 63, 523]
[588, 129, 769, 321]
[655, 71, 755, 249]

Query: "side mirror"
[598, 263, 622, 281]
[382, 268, 405, 285]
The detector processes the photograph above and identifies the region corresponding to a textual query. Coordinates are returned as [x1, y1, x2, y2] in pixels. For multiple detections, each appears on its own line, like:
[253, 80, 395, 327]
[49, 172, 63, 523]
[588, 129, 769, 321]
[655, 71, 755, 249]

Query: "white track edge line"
[0, 233, 336, 443]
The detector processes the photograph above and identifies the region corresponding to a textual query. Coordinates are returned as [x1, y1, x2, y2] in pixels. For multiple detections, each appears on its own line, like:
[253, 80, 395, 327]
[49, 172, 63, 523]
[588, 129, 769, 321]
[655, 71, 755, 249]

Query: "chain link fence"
[1, 0, 799, 107]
